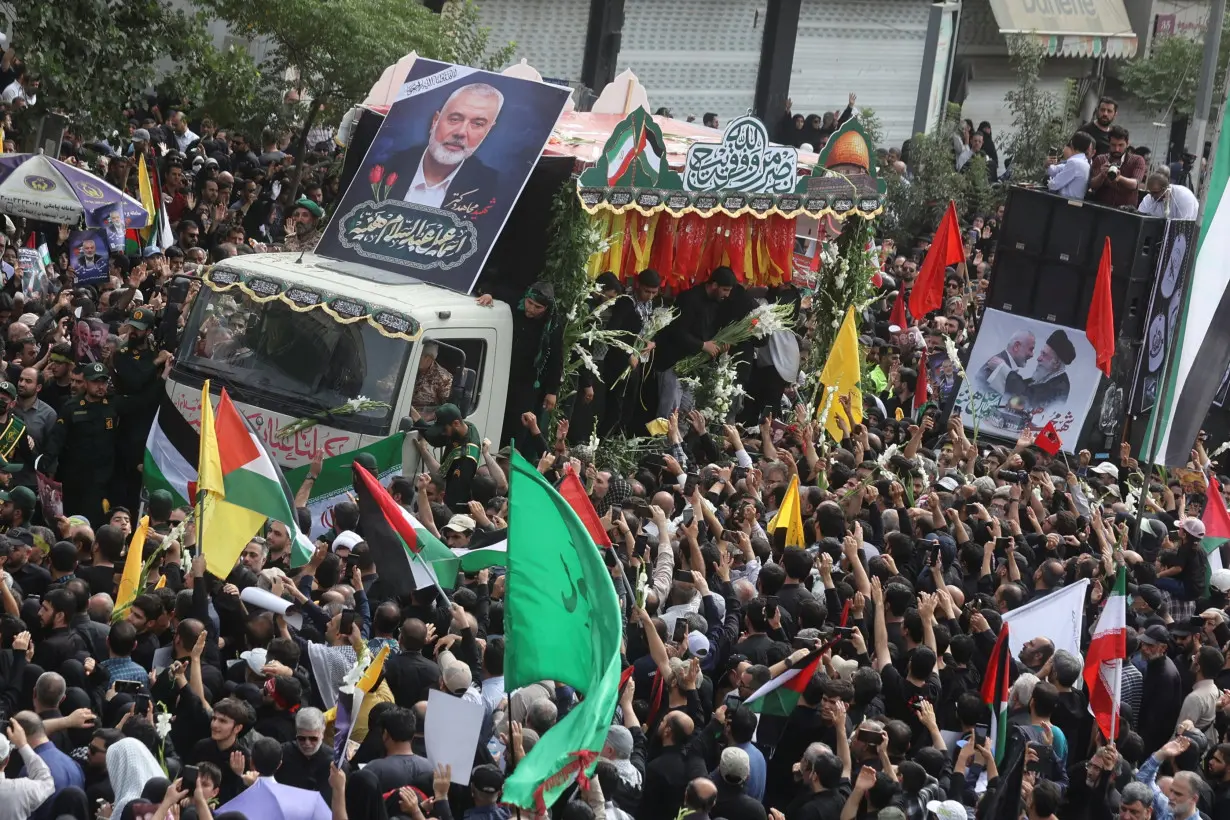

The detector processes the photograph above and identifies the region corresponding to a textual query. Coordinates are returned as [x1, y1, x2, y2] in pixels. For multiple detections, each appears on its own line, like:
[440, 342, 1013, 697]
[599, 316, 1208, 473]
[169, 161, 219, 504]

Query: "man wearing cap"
[1158, 519, 1211, 604]
[468, 763, 508, 818]
[411, 341, 453, 420]
[1005, 330, 1077, 409]
[442, 514, 475, 548]
[42, 363, 124, 525]
[413, 403, 480, 509]
[0, 379, 32, 492]
[111, 306, 169, 510]
[713, 747, 766, 820]
[1138, 623, 1183, 755]
[282, 197, 324, 253]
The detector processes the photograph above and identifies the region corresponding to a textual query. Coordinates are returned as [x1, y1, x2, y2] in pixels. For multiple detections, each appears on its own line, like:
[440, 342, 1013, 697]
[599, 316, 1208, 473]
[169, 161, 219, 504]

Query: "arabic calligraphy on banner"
[683, 116, 799, 194]
[333, 200, 480, 271]
[202, 266, 423, 342]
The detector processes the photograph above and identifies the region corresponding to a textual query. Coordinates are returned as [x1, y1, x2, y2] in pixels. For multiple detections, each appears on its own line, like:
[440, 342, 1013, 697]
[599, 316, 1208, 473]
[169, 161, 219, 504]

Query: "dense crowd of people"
[0, 39, 1221, 820]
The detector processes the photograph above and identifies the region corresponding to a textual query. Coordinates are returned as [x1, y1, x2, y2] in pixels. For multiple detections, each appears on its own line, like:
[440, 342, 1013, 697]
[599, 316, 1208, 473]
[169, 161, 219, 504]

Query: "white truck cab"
[166, 252, 513, 471]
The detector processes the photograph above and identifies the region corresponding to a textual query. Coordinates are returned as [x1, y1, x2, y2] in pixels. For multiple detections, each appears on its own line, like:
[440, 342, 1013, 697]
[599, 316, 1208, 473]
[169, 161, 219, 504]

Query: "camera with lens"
[998, 470, 1025, 483]
[1107, 164, 1120, 180]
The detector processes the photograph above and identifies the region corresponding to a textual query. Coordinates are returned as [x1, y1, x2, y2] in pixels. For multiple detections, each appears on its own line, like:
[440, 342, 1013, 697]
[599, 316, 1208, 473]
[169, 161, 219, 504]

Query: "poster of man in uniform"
[1132, 218, 1197, 413]
[68, 230, 109, 284]
[954, 309, 1102, 452]
[316, 58, 571, 296]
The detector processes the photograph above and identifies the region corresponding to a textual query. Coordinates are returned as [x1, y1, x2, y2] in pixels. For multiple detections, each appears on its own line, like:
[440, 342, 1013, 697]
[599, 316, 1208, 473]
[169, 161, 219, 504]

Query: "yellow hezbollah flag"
[116, 515, 150, 613]
[765, 474, 806, 548]
[197, 380, 265, 578]
[820, 306, 863, 442]
[358, 644, 391, 693]
[137, 154, 157, 242]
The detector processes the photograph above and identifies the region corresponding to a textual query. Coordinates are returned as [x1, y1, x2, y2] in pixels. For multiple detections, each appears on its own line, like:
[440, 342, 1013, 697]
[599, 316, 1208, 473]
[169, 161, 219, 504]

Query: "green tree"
[158, 46, 296, 141]
[13, 0, 208, 136]
[1118, 29, 1225, 119]
[1003, 36, 1067, 184]
[192, 0, 515, 189]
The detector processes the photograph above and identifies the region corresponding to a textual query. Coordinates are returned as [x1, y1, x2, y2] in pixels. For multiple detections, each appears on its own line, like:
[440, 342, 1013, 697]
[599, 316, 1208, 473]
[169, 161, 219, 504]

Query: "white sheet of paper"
[240, 586, 303, 630]
[426, 689, 484, 786]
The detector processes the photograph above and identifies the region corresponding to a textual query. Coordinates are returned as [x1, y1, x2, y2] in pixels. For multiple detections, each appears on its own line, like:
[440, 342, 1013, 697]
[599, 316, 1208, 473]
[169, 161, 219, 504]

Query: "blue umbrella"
[0, 153, 149, 228]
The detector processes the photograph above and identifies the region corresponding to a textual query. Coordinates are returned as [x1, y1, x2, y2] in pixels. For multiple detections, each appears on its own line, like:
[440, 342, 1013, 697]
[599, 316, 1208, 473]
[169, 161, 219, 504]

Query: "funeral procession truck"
[164, 251, 513, 475]
[162, 60, 838, 476]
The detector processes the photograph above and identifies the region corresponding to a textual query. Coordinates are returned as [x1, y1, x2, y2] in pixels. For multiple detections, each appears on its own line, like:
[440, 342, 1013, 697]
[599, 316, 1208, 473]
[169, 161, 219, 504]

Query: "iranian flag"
[351, 463, 460, 596]
[743, 649, 823, 716]
[981, 623, 1011, 764]
[1202, 476, 1230, 577]
[1083, 567, 1126, 743]
[606, 123, 646, 185]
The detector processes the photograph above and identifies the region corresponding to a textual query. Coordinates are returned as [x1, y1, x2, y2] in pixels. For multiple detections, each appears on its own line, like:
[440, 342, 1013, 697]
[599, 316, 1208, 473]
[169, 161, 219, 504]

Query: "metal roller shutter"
[617, 0, 765, 125]
[472, 0, 589, 82]
[788, 0, 932, 148]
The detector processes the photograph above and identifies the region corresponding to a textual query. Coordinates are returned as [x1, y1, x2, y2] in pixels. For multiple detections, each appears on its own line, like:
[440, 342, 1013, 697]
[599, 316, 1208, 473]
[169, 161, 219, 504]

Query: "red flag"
[913, 363, 929, 416]
[558, 465, 612, 548]
[909, 201, 965, 318]
[1087, 237, 1115, 377]
[1035, 421, 1063, 456]
[888, 288, 907, 332]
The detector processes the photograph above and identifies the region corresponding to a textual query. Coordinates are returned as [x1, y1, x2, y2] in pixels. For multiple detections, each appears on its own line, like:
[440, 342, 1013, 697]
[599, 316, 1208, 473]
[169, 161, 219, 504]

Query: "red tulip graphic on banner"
[369, 164, 385, 199]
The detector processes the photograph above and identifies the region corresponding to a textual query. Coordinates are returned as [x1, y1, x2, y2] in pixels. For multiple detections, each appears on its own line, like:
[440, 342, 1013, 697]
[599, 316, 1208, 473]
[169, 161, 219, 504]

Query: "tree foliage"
[1003, 36, 1067, 185]
[192, 0, 514, 118]
[15, 0, 208, 136]
[158, 46, 296, 141]
[881, 104, 998, 247]
[1118, 32, 1219, 118]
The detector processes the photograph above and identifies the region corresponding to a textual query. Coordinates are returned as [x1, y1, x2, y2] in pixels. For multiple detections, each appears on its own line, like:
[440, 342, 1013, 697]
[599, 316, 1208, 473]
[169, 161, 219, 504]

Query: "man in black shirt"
[781, 740, 852, 820]
[1077, 97, 1118, 156]
[33, 587, 86, 671]
[6, 528, 49, 598]
[733, 599, 790, 666]
[360, 705, 434, 794]
[75, 524, 123, 597]
[384, 618, 442, 708]
[187, 696, 254, 804]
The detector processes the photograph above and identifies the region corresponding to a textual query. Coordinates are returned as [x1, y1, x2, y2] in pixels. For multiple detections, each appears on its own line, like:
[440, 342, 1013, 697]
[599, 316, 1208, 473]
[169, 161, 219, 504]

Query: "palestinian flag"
[143, 390, 199, 507]
[558, 465, 611, 548]
[743, 649, 823, 716]
[351, 463, 460, 597]
[981, 623, 1012, 764]
[1141, 105, 1230, 466]
[1083, 567, 1126, 742]
[454, 539, 509, 572]
[199, 390, 307, 577]
[1203, 476, 1230, 579]
[606, 122, 646, 185]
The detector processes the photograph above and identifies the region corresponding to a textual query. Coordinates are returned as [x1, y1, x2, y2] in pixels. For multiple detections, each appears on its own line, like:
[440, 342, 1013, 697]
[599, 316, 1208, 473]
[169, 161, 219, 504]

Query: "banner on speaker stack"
[1131, 218, 1197, 414]
[954, 310, 1102, 453]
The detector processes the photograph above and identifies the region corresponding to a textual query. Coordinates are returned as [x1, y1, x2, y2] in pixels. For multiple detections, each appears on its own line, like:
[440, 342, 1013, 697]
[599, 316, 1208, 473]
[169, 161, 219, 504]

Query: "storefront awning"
[987, 0, 1138, 58]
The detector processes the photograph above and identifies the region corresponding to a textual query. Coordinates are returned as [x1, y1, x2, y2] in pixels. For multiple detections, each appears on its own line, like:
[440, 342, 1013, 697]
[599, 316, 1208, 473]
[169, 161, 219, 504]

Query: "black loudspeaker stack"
[984, 186, 1166, 454]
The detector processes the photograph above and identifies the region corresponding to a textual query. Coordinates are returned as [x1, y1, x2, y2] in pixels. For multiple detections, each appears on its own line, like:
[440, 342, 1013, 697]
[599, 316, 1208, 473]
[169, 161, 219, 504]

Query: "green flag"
[502, 451, 623, 811]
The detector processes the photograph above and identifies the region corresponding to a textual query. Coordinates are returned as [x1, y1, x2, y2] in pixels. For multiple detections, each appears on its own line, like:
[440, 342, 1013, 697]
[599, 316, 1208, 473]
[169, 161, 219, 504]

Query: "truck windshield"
[176, 286, 411, 435]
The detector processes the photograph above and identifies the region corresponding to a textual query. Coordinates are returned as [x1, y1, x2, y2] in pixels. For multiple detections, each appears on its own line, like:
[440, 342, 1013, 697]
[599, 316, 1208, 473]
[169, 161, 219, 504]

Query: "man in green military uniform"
[0, 381, 33, 489]
[111, 307, 170, 510]
[44, 360, 166, 526]
[418, 403, 480, 509]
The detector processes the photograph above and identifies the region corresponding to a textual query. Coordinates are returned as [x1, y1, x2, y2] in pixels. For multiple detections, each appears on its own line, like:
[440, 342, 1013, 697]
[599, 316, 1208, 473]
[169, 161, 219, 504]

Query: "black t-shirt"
[76, 563, 117, 596]
[785, 782, 851, 820]
[188, 738, 250, 804]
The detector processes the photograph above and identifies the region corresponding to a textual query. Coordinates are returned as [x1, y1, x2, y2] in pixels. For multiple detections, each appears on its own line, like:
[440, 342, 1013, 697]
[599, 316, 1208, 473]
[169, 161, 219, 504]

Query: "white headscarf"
[106, 737, 164, 820]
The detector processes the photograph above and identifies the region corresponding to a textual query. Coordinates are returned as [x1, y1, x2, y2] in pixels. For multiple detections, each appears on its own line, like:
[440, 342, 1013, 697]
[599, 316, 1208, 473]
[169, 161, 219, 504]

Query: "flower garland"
[275, 397, 391, 442]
